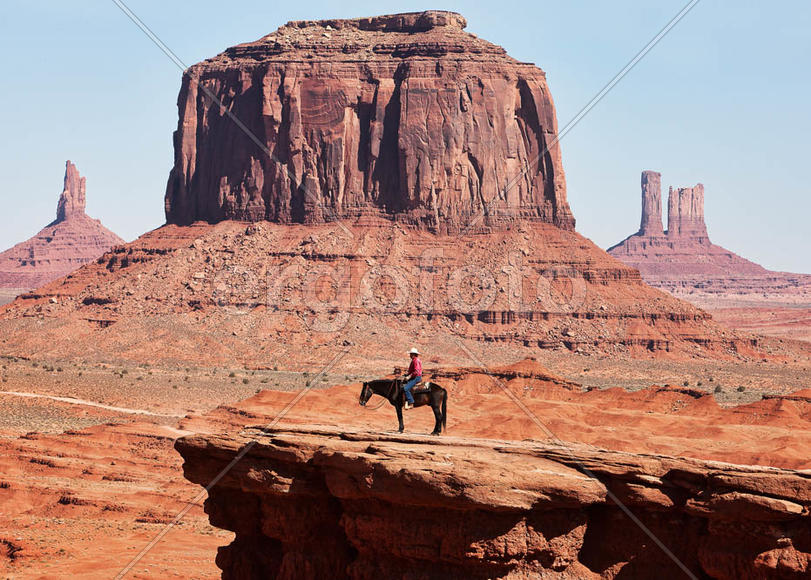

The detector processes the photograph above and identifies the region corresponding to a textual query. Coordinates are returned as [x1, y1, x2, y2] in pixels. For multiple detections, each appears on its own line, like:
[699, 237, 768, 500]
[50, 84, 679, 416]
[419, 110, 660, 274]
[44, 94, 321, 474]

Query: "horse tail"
[441, 389, 447, 432]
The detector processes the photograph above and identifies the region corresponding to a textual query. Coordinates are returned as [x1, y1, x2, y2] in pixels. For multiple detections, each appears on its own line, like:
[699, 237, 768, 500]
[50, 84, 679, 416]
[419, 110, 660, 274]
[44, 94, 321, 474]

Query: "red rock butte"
[608, 171, 811, 306]
[0, 161, 124, 291]
[164, 10, 575, 233]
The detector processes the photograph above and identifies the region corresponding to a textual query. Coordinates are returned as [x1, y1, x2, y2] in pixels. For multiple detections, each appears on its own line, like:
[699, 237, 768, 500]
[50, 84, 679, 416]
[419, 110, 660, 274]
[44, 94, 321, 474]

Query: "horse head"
[359, 382, 373, 406]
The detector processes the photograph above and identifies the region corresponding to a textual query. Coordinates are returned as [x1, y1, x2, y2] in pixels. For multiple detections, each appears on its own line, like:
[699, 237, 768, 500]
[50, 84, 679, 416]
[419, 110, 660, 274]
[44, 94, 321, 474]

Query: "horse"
[359, 378, 447, 435]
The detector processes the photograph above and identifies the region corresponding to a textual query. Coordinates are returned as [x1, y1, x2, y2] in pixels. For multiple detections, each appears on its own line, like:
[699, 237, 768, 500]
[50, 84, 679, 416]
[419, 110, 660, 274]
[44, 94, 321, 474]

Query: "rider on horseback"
[402, 347, 422, 410]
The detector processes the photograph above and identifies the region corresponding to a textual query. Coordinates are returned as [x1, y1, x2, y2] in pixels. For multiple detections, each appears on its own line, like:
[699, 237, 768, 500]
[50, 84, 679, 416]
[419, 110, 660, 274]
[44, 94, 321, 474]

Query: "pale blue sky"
[1, 1, 808, 272]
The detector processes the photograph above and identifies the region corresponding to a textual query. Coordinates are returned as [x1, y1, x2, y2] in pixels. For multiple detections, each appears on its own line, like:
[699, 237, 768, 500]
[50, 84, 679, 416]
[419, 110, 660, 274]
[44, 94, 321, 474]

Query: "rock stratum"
[164, 10, 574, 232]
[176, 425, 811, 579]
[0, 161, 124, 292]
[0, 220, 761, 364]
[608, 172, 811, 320]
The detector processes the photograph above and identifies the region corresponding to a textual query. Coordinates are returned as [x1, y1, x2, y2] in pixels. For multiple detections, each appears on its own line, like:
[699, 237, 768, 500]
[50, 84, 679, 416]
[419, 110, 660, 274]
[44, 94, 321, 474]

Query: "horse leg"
[431, 402, 442, 435]
[395, 404, 404, 433]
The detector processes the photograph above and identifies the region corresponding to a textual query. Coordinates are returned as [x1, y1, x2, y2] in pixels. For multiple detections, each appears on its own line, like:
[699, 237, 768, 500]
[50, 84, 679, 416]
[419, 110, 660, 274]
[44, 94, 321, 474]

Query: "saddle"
[412, 381, 432, 394]
[399, 380, 432, 405]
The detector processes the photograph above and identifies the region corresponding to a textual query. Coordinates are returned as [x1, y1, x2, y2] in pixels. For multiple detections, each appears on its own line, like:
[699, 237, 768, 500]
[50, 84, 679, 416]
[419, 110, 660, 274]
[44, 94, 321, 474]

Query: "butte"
[0, 11, 759, 364]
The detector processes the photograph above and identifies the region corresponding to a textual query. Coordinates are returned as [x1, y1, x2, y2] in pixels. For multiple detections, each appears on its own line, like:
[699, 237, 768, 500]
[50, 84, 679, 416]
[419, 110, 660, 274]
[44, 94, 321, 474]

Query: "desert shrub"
[697, 381, 702, 386]
[242, 378, 249, 384]
[737, 386, 746, 392]
[228, 372, 236, 378]
[57, 367, 63, 372]
[714, 385, 722, 393]
[121, 369, 128, 374]
[683, 381, 689, 387]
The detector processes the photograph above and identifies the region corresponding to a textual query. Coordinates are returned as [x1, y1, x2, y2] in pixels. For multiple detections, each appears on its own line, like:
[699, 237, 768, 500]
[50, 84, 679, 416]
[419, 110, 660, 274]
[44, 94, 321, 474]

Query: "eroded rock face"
[164, 11, 575, 233]
[176, 426, 811, 579]
[0, 161, 124, 291]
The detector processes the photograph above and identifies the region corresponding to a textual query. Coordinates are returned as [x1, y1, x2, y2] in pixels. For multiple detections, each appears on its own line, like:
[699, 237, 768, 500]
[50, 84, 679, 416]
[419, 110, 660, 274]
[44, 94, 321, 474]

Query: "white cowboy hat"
[408, 347, 420, 355]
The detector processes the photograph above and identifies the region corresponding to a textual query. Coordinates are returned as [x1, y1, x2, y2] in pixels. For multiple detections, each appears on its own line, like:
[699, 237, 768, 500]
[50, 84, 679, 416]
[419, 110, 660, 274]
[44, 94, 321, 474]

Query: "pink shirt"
[408, 357, 422, 378]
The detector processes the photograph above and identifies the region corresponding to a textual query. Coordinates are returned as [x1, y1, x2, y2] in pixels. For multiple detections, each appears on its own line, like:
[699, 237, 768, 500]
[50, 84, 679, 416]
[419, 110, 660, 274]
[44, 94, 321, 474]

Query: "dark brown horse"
[359, 378, 447, 435]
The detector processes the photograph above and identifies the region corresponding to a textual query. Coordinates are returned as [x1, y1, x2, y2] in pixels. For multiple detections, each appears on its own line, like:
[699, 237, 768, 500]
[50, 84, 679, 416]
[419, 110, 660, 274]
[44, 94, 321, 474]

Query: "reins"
[361, 379, 395, 411]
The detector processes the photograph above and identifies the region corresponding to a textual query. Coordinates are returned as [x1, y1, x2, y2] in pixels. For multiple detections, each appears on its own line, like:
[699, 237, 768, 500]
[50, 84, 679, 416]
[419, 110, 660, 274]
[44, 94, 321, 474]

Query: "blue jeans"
[403, 376, 421, 404]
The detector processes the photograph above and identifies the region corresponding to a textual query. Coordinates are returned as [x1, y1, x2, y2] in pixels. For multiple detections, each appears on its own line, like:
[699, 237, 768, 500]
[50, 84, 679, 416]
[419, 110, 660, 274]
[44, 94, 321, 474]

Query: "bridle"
[359, 380, 395, 410]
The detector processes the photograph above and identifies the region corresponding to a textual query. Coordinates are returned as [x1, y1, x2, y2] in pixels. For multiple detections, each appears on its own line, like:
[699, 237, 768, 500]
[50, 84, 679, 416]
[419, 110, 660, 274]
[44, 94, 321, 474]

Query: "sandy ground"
[710, 306, 811, 343]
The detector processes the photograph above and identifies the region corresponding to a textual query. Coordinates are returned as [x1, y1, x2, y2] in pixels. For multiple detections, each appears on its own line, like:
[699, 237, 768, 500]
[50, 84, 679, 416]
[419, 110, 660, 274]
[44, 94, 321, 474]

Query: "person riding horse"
[402, 347, 422, 410]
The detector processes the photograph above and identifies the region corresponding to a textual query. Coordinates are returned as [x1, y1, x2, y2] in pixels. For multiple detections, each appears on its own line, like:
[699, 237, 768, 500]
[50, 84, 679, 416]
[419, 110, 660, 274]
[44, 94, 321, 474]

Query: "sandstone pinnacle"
[639, 170, 664, 236]
[56, 160, 87, 222]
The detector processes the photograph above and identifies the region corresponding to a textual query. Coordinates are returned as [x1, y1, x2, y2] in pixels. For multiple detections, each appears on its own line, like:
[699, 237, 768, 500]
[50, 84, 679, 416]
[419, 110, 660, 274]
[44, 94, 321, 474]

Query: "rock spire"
[639, 170, 664, 236]
[56, 161, 87, 222]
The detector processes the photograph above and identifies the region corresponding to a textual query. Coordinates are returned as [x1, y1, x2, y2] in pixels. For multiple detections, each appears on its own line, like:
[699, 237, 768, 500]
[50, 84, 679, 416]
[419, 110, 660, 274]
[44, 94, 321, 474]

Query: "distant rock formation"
[608, 172, 810, 312]
[0, 161, 124, 292]
[164, 10, 575, 233]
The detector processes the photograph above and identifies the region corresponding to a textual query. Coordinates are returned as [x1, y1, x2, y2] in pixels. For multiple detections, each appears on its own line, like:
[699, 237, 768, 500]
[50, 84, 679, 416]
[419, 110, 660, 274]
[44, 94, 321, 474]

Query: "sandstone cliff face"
[164, 11, 574, 233]
[0, 161, 124, 291]
[176, 426, 811, 579]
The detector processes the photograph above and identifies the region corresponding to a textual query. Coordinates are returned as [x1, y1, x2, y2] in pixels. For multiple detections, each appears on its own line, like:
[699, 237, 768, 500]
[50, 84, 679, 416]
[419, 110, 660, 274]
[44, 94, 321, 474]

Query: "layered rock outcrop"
[164, 11, 575, 233]
[0, 220, 757, 364]
[0, 161, 124, 292]
[176, 426, 811, 579]
[608, 172, 810, 314]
